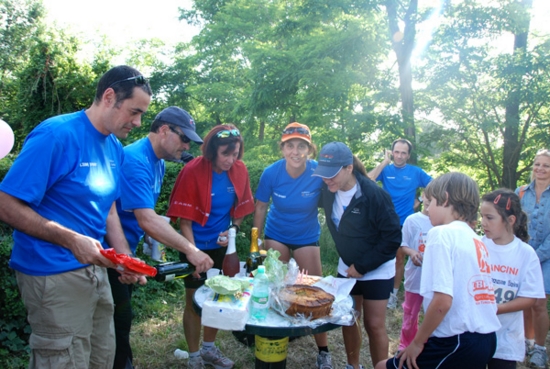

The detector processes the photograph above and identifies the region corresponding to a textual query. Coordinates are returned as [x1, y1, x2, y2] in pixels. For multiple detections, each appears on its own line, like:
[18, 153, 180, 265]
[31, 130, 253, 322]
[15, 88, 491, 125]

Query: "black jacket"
[319, 173, 402, 275]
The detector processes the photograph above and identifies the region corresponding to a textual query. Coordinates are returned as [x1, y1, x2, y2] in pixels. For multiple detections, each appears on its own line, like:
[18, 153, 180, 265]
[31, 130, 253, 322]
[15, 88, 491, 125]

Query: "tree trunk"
[501, 0, 533, 189]
[259, 120, 265, 141]
[386, 0, 418, 163]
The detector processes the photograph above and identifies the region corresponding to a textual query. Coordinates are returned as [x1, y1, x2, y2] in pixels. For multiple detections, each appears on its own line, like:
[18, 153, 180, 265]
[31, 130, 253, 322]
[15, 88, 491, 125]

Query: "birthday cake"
[279, 284, 334, 320]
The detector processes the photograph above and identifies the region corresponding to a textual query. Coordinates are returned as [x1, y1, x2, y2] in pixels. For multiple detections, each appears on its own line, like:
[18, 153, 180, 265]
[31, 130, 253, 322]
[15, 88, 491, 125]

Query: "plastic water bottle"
[174, 349, 189, 359]
[250, 265, 269, 321]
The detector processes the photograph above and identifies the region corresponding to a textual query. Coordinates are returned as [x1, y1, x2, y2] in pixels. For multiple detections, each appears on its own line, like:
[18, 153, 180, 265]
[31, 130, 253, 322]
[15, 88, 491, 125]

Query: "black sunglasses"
[107, 75, 149, 90]
[216, 129, 241, 139]
[283, 127, 310, 136]
[169, 126, 191, 144]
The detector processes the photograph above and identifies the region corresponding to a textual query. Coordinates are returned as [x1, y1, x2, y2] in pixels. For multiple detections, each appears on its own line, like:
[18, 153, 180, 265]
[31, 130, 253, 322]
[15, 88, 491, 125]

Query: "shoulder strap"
[518, 184, 528, 200]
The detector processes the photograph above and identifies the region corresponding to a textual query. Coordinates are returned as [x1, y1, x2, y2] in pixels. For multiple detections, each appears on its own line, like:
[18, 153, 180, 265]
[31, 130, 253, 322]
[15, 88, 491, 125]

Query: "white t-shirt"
[401, 212, 432, 293]
[331, 184, 357, 229]
[420, 221, 501, 338]
[482, 236, 545, 361]
[334, 184, 396, 281]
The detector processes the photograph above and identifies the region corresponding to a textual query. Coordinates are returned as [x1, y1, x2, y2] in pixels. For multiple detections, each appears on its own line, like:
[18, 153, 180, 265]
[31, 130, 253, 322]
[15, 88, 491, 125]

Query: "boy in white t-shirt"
[397, 192, 433, 353]
[376, 172, 501, 369]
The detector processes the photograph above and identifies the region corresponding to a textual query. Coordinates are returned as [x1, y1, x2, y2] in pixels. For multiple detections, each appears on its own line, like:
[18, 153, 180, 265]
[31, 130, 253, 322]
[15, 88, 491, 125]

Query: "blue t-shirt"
[117, 137, 164, 253]
[376, 164, 432, 225]
[193, 170, 235, 250]
[1, 110, 124, 275]
[255, 159, 322, 244]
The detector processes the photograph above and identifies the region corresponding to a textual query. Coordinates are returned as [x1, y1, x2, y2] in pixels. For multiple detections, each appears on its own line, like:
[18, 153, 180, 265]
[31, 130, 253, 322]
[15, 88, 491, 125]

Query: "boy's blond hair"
[424, 172, 480, 224]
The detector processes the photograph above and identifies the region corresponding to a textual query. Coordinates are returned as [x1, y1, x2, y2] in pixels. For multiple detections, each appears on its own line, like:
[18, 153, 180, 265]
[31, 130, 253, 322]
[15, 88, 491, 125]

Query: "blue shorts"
[386, 331, 496, 369]
[264, 235, 320, 250]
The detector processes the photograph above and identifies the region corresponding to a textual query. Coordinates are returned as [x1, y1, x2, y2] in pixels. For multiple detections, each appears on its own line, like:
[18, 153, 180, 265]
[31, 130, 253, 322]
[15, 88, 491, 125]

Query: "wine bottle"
[154, 261, 195, 282]
[222, 227, 240, 277]
[246, 227, 261, 274]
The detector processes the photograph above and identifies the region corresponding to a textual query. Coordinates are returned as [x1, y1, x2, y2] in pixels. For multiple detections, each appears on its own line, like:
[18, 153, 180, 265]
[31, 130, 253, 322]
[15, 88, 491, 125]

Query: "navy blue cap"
[312, 142, 353, 178]
[155, 107, 203, 144]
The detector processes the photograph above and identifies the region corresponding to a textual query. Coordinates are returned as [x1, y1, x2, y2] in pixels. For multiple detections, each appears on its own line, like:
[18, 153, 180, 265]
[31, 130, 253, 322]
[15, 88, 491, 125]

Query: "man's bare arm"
[135, 209, 213, 273]
[367, 149, 391, 181]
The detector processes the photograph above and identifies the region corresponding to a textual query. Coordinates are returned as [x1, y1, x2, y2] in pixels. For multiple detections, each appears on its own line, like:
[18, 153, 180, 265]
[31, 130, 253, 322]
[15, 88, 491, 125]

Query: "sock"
[318, 346, 328, 354]
[393, 288, 398, 295]
[189, 351, 200, 358]
[202, 341, 215, 350]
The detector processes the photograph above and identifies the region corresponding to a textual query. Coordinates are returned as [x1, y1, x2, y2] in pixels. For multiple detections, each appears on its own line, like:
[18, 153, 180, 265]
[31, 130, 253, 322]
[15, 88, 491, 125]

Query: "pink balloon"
[0, 119, 15, 159]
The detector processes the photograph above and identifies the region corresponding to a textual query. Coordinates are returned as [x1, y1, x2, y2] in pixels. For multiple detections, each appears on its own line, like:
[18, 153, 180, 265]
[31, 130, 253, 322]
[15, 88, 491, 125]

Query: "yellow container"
[254, 336, 289, 363]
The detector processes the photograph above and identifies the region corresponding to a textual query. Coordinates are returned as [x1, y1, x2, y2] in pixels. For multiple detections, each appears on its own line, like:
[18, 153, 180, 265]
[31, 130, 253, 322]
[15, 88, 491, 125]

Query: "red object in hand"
[100, 248, 157, 277]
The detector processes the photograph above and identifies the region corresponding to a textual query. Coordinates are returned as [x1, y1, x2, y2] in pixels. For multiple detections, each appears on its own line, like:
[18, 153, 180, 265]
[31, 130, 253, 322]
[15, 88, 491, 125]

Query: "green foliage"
[0, 233, 29, 368]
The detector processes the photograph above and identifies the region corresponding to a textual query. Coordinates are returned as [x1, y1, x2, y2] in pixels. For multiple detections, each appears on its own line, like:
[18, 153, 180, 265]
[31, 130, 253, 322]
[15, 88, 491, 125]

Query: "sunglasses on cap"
[216, 129, 241, 139]
[283, 127, 310, 136]
[107, 75, 149, 89]
[169, 126, 191, 144]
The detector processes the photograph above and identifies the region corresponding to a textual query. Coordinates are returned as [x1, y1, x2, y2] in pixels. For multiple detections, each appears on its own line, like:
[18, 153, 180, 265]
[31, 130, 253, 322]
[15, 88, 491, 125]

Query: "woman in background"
[517, 149, 550, 369]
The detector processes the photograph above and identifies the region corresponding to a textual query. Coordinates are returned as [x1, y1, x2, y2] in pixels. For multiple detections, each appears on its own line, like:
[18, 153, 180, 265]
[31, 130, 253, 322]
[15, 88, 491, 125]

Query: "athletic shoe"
[344, 365, 364, 369]
[200, 346, 234, 369]
[316, 351, 333, 369]
[188, 356, 205, 369]
[529, 346, 548, 368]
[387, 291, 398, 309]
[527, 340, 535, 356]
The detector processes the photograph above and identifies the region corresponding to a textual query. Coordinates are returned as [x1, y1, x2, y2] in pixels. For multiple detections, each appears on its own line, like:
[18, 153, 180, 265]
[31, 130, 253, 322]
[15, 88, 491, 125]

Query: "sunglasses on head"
[107, 75, 149, 90]
[169, 126, 191, 144]
[216, 129, 240, 139]
[283, 127, 310, 136]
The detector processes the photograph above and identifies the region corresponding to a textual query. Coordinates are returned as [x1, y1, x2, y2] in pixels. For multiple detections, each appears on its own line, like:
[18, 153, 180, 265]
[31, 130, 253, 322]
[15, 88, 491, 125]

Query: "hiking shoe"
[529, 346, 548, 368]
[188, 356, 205, 369]
[316, 351, 333, 369]
[387, 291, 398, 309]
[200, 346, 234, 369]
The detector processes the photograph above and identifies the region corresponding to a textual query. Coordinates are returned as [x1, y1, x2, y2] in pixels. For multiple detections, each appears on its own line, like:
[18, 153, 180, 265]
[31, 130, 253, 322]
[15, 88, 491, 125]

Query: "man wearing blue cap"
[112, 107, 214, 369]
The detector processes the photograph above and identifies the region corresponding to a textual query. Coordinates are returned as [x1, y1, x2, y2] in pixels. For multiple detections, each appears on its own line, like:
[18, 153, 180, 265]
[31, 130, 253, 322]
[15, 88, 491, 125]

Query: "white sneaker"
[527, 340, 535, 356]
[188, 356, 205, 369]
[316, 351, 333, 369]
[387, 291, 398, 309]
[200, 346, 234, 369]
[344, 365, 364, 369]
[529, 346, 548, 369]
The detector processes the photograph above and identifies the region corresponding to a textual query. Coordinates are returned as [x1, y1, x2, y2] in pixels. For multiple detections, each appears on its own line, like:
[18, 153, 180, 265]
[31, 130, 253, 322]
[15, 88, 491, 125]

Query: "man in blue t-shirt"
[0, 66, 152, 368]
[112, 107, 213, 369]
[368, 138, 432, 309]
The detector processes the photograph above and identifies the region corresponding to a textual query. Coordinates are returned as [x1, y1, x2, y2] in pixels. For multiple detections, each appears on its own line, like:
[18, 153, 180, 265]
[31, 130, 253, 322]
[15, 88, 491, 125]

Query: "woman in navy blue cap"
[313, 142, 402, 369]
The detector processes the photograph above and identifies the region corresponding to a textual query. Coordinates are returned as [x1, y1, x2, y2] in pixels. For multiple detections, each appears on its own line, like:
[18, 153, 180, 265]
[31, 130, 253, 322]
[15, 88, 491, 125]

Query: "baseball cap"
[154, 107, 203, 144]
[281, 122, 311, 144]
[312, 142, 353, 178]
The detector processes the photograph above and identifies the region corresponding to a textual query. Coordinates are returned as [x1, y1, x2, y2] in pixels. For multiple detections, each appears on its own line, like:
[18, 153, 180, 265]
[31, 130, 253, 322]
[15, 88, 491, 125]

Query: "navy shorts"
[337, 274, 394, 300]
[179, 247, 226, 289]
[264, 235, 320, 250]
[386, 331, 497, 369]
